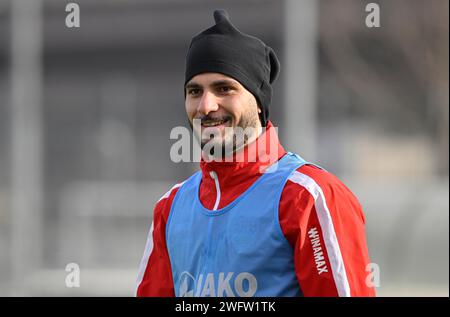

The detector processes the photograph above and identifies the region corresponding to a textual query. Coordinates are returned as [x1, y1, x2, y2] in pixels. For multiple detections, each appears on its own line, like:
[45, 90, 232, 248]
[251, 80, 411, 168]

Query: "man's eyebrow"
[185, 82, 201, 90]
[210, 80, 238, 87]
[185, 79, 238, 90]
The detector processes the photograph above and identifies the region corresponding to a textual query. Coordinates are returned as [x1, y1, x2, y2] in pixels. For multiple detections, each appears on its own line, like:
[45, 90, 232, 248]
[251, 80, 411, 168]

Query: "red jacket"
[136, 122, 376, 297]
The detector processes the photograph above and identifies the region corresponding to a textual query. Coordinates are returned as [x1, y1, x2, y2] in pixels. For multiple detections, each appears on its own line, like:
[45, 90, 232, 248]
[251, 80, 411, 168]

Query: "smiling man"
[185, 72, 263, 158]
[136, 9, 376, 297]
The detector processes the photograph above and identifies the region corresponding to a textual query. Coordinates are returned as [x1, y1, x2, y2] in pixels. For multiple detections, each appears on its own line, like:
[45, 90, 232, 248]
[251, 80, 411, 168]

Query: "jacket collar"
[199, 121, 286, 188]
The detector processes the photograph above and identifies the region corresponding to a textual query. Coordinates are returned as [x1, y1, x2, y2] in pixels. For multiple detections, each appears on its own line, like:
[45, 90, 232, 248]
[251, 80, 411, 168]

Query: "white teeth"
[202, 119, 227, 127]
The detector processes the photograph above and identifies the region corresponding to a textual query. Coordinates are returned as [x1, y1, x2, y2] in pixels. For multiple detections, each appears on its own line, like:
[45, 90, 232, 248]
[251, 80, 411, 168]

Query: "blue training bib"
[166, 152, 308, 297]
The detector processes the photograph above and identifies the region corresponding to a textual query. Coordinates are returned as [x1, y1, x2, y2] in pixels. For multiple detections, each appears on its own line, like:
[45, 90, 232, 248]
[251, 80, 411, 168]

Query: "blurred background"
[0, 0, 448, 296]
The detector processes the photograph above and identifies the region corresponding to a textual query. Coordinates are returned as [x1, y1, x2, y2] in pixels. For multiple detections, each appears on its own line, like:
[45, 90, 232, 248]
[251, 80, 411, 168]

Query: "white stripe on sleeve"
[135, 221, 154, 296]
[288, 171, 351, 297]
[157, 181, 185, 203]
[135, 181, 184, 295]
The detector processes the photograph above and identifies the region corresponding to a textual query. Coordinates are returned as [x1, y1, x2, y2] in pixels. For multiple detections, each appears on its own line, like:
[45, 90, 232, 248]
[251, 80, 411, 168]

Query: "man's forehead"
[185, 73, 240, 87]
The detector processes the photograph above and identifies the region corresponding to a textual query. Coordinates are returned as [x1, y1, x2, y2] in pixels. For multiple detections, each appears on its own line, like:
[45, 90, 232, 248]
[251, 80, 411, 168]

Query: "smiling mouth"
[201, 117, 231, 127]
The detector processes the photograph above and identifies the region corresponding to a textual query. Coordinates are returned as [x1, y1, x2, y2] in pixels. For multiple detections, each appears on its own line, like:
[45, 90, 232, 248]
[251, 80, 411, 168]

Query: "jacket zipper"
[209, 171, 221, 210]
[198, 171, 221, 295]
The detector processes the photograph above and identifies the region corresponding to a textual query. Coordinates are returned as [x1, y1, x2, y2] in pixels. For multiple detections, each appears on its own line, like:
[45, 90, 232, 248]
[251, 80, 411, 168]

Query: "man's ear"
[257, 105, 266, 127]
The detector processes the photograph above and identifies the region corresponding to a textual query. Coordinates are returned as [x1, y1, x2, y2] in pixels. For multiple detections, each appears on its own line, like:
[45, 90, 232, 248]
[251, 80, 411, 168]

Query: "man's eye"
[219, 86, 231, 93]
[188, 89, 200, 95]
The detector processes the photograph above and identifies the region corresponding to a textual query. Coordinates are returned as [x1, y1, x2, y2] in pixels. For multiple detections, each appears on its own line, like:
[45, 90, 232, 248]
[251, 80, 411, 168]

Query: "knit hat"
[184, 9, 280, 127]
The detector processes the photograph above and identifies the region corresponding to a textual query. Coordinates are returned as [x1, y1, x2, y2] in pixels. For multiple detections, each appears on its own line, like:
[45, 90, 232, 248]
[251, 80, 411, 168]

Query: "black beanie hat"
[184, 9, 280, 127]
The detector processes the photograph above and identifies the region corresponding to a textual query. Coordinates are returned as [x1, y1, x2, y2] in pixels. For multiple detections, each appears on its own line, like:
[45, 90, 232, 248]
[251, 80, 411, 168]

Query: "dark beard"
[189, 107, 260, 158]
[205, 134, 249, 157]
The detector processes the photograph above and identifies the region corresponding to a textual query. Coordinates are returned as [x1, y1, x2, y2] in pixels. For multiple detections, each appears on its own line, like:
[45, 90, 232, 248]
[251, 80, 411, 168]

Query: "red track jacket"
[136, 121, 376, 297]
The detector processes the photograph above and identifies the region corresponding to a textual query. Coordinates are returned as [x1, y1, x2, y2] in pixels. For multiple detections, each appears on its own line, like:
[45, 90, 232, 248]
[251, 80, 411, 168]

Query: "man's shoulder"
[156, 181, 185, 205]
[154, 171, 201, 209]
[280, 163, 364, 224]
[151, 181, 183, 222]
[284, 163, 356, 201]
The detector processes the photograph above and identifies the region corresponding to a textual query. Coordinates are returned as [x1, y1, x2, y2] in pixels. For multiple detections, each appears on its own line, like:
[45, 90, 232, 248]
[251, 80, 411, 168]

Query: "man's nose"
[197, 90, 219, 115]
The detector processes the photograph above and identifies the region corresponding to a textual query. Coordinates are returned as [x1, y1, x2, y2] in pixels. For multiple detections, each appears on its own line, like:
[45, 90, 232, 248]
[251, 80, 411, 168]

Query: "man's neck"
[200, 121, 286, 178]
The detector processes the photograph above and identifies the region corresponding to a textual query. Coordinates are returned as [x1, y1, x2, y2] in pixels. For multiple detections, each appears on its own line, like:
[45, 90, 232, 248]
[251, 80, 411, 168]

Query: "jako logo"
[179, 271, 257, 297]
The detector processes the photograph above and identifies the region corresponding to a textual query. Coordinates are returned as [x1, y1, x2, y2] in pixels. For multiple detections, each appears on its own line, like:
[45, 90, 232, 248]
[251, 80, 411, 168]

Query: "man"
[136, 9, 375, 297]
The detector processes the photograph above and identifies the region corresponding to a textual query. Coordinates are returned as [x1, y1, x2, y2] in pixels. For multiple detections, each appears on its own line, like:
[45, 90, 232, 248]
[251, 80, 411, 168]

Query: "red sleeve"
[279, 165, 376, 297]
[135, 184, 181, 297]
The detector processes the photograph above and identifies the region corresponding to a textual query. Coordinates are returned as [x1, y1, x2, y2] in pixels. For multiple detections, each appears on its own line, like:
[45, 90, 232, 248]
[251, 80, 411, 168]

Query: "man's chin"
[201, 139, 224, 149]
[201, 140, 231, 158]
[201, 140, 248, 160]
